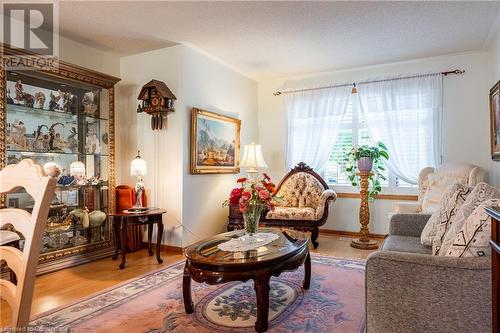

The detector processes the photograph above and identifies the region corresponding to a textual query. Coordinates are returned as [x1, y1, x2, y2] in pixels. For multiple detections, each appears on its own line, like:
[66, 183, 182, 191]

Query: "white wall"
[117, 45, 257, 247]
[258, 52, 492, 234]
[180, 47, 258, 246]
[59, 36, 120, 77]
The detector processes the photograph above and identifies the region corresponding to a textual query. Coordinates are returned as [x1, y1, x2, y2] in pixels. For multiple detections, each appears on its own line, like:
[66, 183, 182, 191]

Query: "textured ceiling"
[58, 1, 500, 80]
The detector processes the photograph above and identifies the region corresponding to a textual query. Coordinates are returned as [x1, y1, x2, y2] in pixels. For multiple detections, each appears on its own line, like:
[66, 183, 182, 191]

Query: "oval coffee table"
[183, 228, 311, 332]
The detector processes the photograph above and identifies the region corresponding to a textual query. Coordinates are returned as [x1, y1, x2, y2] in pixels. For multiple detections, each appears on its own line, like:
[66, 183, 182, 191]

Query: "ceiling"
[58, 1, 500, 80]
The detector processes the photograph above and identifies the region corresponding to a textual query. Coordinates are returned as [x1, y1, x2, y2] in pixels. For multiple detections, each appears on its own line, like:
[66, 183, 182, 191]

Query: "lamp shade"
[240, 142, 268, 172]
[131, 151, 147, 177]
[69, 161, 85, 177]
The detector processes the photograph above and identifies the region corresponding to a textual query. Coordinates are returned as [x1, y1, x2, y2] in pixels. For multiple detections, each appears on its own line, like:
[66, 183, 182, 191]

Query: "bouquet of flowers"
[223, 173, 280, 236]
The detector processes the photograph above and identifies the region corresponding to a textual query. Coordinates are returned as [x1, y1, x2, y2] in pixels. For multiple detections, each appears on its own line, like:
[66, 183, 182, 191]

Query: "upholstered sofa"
[227, 162, 336, 248]
[365, 213, 491, 332]
[394, 163, 487, 214]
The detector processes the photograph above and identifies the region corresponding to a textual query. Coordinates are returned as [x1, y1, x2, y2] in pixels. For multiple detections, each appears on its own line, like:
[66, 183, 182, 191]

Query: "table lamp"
[130, 150, 147, 210]
[240, 142, 268, 181]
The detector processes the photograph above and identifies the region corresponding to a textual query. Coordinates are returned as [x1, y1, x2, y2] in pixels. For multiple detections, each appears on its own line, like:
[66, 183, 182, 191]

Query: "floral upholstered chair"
[264, 162, 336, 248]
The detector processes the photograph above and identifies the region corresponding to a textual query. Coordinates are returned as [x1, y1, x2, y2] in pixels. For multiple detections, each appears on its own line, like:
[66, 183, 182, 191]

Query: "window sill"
[335, 192, 418, 201]
[329, 185, 418, 201]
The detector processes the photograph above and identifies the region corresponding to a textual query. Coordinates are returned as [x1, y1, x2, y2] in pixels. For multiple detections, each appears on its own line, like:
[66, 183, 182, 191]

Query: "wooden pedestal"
[351, 171, 378, 250]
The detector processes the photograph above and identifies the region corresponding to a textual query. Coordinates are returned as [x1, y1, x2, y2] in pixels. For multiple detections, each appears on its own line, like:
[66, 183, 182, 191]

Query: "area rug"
[30, 256, 365, 333]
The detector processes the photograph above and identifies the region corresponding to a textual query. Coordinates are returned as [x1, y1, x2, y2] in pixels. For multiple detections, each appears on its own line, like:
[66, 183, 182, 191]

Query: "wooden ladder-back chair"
[0, 159, 57, 327]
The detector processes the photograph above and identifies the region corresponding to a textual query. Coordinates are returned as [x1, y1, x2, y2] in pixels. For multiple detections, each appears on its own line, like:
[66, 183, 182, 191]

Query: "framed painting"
[190, 108, 241, 174]
[490, 80, 500, 160]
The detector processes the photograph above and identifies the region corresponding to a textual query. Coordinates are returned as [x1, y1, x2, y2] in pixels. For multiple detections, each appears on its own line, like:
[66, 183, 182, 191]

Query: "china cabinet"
[1, 45, 120, 274]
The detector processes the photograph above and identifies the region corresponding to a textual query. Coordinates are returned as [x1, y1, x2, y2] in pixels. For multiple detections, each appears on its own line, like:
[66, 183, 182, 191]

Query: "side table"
[108, 208, 166, 269]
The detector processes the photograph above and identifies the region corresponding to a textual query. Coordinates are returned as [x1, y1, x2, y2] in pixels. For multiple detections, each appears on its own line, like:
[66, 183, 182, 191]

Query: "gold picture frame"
[190, 107, 241, 174]
[490, 80, 500, 160]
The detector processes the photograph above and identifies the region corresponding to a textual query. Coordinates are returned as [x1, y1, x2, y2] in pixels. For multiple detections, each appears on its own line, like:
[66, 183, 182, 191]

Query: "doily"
[217, 232, 279, 252]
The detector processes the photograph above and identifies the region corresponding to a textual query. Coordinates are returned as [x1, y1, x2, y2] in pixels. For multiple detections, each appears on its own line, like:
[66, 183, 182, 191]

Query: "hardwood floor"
[0, 234, 381, 327]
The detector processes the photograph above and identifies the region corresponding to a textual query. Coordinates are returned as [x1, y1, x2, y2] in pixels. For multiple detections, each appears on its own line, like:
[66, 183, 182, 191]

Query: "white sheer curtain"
[285, 85, 351, 174]
[357, 74, 443, 184]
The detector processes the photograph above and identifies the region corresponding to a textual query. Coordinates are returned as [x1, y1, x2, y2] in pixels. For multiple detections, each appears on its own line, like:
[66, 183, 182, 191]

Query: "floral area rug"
[30, 256, 365, 333]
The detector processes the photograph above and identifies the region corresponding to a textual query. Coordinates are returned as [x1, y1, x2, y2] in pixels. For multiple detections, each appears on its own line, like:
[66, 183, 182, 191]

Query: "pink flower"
[239, 202, 248, 213]
[241, 190, 251, 201]
[258, 189, 270, 200]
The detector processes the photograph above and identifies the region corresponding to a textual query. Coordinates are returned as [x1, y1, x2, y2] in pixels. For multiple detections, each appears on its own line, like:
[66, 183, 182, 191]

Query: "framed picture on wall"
[490, 80, 500, 160]
[190, 108, 241, 174]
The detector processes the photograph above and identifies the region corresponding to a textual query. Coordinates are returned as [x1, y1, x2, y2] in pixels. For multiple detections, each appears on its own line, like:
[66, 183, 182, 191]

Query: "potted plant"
[223, 173, 280, 239]
[344, 142, 389, 200]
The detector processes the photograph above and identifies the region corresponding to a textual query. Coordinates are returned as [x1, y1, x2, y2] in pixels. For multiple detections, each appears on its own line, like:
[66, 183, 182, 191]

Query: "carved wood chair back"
[0, 159, 57, 327]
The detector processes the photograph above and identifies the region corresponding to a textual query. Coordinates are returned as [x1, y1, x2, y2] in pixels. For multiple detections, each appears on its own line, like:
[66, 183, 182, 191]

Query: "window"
[324, 96, 415, 190]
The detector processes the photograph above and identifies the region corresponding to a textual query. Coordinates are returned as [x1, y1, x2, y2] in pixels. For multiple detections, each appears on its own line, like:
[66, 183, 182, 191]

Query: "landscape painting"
[190, 108, 240, 174]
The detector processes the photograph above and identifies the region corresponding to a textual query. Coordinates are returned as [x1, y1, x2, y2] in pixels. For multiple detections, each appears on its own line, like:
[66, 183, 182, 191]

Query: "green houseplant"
[344, 142, 389, 200]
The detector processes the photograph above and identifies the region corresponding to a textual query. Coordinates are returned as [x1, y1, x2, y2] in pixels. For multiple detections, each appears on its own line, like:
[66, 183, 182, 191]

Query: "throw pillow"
[431, 185, 472, 254]
[421, 183, 470, 247]
[445, 199, 500, 257]
[437, 182, 500, 256]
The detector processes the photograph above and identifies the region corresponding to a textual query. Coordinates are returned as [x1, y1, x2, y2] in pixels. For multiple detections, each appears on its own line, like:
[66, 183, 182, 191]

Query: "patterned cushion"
[421, 183, 470, 247]
[445, 199, 500, 257]
[431, 185, 472, 255]
[266, 207, 317, 220]
[276, 172, 325, 208]
[437, 183, 500, 256]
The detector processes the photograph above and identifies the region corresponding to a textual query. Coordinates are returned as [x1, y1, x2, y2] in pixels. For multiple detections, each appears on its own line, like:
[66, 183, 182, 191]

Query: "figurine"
[85, 122, 101, 154]
[82, 92, 98, 115]
[49, 91, 61, 111]
[67, 127, 78, 152]
[14, 80, 23, 103]
[57, 169, 75, 186]
[23, 93, 35, 107]
[48, 122, 64, 151]
[61, 91, 76, 113]
[34, 92, 46, 109]
[6, 89, 14, 104]
[10, 120, 27, 148]
[33, 125, 49, 151]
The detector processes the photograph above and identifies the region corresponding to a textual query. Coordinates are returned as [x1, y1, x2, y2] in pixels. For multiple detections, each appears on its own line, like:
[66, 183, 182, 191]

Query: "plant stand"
[351, 171, 379, 250]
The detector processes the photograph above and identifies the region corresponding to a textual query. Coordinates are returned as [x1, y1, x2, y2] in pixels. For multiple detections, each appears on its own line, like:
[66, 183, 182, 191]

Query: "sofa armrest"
[315, 189, 336, 219]
[366, 251, 491, 333]
[389, 213, 432, 237]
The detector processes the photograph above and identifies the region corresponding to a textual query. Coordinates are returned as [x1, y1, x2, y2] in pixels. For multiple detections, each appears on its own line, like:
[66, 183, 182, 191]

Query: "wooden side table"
[351, 171, 378, 249]
[108, 208, 166, 269]
[485, 207, 500, 333]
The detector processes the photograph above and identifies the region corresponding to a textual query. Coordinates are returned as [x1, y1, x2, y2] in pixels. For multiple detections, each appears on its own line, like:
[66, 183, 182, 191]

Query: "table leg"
[119, 217, 127, 269]
[254, 275, 271, 332]
[147, 223, 154, 256]
[183, 261, 193, 314]
[156, 219, 164, 264]
[112, 217, 119, 260]
[303, 251, 311, 290]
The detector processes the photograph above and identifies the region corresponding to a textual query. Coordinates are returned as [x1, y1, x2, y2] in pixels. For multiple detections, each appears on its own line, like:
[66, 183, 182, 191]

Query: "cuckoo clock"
[136, 79, 176, 130]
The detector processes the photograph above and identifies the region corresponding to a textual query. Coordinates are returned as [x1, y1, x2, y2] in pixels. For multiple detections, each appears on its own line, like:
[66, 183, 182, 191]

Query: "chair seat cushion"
[382, 235, 432, 255]
[0, 230, 21, 245]
[266, 207, 317, 220]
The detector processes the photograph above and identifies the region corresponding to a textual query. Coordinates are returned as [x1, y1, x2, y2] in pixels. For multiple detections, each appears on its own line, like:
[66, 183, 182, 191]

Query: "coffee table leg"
[147, 224, 153, 256]
[156, 220, 164, 264]
[254, 275, 271, 332]
[119, 217, 127, 269]
[183, 261, 193, 314]
[303, 251, 311, 290]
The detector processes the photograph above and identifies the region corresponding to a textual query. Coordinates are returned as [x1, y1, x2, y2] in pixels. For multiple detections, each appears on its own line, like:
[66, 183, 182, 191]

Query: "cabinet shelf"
[7, 149, 109, 157]
[7, 103, 108, 121]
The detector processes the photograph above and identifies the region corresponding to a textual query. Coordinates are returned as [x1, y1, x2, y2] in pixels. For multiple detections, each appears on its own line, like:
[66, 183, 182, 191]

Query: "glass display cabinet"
[1, 45, 120, 274]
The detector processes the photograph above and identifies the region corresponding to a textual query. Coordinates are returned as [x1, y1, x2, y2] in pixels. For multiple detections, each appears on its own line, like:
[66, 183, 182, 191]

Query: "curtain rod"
[272, 69, 465, 96]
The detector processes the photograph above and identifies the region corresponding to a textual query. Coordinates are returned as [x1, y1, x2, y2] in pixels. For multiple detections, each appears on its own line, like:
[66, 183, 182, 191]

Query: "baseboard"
[141, 242, 184, 254]
[319, 228, 386, 239]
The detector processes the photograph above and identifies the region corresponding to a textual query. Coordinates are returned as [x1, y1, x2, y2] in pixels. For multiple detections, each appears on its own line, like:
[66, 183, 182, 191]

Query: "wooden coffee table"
[183, 228, 311, 332]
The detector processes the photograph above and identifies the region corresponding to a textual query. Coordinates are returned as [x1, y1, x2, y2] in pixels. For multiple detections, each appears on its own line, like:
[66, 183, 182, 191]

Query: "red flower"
[241, 190, 251, 201]
[239, 202, 248, 213]
[229, 188, 243, 205]
[258, 189, 270, 200]
[263, 173, 271, 181]
[263, 182, 276, 194]
[237, 177, 247, 183]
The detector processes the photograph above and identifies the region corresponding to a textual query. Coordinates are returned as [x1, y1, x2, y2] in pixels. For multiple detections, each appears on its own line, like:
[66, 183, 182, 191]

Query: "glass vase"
[242, 204, 264, 239]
